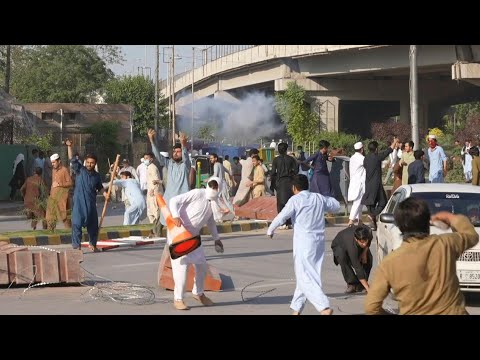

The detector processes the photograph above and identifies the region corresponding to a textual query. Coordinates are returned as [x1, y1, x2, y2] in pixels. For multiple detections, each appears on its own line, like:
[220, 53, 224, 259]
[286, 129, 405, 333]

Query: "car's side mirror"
[379, 213, 395, 224]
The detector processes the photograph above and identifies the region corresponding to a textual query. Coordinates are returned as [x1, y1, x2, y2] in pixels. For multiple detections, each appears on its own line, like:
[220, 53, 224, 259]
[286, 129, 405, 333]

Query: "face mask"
[144, 159, 150, 166]
[205, 187, 219, 201]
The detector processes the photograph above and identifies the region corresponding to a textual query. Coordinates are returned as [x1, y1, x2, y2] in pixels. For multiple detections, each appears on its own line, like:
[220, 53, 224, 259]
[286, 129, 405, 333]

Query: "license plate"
[458, 270, 480, 283]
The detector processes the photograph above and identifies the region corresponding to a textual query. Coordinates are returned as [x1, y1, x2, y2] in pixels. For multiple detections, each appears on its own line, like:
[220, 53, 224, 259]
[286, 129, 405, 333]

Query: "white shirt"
[169, 189, 220, 264]
[347, 152, 366, 201]
[136, 163, 148, 191]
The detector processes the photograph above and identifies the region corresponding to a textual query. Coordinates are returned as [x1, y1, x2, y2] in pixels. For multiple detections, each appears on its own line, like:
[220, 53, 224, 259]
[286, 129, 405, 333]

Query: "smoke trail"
[175, 91, 285, 144]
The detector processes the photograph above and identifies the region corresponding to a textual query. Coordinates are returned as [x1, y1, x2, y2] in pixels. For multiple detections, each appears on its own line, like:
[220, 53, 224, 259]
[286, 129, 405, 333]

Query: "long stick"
[98, 154, 120, 232]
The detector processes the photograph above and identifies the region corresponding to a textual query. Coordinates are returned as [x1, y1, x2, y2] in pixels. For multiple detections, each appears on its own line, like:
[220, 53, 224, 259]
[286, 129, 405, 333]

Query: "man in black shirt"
[270, 142, 298, 229]
[331, 225, 373, 293]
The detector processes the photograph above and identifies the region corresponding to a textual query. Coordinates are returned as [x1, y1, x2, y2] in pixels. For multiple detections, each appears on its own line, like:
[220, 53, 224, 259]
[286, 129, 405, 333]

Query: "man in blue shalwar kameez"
[66, 139, 107, 252]
[267, 174, 340, 315]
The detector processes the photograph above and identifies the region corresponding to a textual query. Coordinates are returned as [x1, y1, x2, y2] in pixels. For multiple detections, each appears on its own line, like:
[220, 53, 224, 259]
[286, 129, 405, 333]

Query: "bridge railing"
[159, 45, 257, 89]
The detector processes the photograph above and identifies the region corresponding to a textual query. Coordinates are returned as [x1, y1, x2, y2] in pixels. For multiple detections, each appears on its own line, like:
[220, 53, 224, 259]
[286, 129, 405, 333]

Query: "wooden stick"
[98, 154, 120, 232]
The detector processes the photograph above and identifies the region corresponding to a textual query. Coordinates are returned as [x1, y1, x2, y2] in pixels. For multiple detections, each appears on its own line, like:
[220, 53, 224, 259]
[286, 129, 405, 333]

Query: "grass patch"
[0, 224, 153, 238]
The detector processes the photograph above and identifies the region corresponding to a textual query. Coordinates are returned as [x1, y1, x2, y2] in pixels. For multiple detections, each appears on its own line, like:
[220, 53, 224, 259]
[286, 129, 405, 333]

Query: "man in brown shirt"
[250, 155, 265, 198]
[365, 197, 478, 315]
[20, 167, 47, 230]
[45, 153, 73, 230]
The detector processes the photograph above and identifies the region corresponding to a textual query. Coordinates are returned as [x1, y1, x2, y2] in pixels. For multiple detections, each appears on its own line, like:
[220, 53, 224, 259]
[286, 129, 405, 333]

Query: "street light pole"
[191, 47, 195, 150]
[410, 45, 419, 150]
[172, 45, 176, 146]
[154, 45, 159, 133]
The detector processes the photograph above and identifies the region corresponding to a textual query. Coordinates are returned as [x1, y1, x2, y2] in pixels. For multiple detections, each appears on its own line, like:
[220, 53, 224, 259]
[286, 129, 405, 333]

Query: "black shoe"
[345, 285, 357, 294]
[355, 284, 365, 293]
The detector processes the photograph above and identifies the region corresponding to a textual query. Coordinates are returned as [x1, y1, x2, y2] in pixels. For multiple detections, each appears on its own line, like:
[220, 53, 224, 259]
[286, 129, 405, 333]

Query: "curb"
[0, 221, 271, 246]
[325, 214, 370, 226]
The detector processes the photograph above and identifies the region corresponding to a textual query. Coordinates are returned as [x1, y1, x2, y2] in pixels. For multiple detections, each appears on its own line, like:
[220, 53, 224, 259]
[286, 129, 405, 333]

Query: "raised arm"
[147, 129, 166, 167]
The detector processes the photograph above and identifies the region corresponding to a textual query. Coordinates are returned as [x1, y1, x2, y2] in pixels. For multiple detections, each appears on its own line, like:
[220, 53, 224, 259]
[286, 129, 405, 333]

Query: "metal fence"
[159, 45, 257, 89]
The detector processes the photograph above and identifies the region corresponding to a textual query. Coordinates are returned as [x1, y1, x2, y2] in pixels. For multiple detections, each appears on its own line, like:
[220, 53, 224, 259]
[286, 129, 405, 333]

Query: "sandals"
[214, 240, 224, 253]
[88, 245, 101, 253]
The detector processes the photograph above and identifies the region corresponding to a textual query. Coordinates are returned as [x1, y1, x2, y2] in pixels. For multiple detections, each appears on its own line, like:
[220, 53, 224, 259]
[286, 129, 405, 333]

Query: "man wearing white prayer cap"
[426, 134, 448, 183]
[347, 142, 366, 226]
[46, 153, 73, 231]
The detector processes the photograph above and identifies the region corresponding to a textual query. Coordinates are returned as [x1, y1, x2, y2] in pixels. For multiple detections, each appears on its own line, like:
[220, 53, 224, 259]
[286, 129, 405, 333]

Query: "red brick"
[0, 253, 9, 284]
[8, 251, 34, 284]
[1, 245, 28, 254]
[59, 250, 84, 283]
[33, 251, 60, 283]
[236, 197, 277, 220]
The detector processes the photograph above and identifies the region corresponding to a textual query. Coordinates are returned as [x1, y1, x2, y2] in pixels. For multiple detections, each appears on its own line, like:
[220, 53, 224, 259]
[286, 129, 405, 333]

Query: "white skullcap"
[50, 153, 60, 161]
[354, 142, 363, 150]
[160, 151, 169, 158]
[428, 134, 436, 140]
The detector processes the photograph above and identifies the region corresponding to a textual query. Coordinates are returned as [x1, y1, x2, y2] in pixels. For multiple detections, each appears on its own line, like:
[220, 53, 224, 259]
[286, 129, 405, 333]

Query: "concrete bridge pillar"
[309, 96, 339, 132]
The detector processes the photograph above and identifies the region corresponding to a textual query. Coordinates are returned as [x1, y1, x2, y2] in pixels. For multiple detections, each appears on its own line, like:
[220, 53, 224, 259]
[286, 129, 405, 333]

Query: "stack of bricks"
[0, 241, 84, 285]
[234, 197, 278, 221]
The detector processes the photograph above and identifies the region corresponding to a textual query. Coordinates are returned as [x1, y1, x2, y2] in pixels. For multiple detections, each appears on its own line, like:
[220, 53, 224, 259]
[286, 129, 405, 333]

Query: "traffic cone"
[156, 194, 201, 259]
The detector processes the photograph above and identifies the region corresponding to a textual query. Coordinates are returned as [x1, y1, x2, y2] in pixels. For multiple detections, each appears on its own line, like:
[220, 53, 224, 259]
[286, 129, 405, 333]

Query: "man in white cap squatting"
[426, 134, 448, 183]
[347, 142, 366, 227]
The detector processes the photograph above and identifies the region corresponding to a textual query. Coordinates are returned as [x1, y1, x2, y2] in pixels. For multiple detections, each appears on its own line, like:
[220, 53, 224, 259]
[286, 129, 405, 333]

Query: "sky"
[109, 45, 211, 80]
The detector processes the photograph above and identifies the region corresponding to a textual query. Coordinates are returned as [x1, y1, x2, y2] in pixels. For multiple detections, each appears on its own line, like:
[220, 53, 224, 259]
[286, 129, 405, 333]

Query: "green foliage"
[104, 75, 167, 139]
[313, 131, 360, 156]
[11, 45, 113, 103]
[87, 45, 125, 65]
[197, 125, 216, 142]
[453, 102, 480, 124]
[275, 82, 319, 144]
[445, 157, 465, 183]
[86, 121, 121, 176]
[22, 132, 54, 152]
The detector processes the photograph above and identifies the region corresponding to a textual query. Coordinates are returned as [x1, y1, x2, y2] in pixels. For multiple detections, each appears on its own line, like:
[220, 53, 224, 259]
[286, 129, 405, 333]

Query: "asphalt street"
[1, 225, 479, 315]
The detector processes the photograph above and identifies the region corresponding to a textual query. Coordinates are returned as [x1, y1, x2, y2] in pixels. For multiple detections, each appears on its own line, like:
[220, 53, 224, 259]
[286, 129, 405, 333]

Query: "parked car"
[376, 183, 480, 292]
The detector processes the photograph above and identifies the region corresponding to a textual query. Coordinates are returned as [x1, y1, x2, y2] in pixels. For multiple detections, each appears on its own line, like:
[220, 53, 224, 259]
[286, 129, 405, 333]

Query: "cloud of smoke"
[175, 91, 284, 144]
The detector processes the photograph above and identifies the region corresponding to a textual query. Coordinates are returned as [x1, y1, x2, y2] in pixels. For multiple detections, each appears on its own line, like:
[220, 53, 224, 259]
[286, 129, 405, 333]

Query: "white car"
[376, 183, 480, 292]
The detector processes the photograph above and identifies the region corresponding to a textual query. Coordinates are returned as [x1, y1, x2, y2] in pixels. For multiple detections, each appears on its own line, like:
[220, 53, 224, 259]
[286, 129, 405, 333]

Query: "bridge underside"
[172, 45, 480, 138]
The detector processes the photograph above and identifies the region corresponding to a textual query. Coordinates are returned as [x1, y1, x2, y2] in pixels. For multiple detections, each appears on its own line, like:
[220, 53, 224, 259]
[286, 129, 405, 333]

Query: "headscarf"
[13, 153, 24, 175]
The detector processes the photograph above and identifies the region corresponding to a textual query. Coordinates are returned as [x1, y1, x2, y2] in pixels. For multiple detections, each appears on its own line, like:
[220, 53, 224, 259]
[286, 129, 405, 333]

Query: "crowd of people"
[7, 132, 480, 315]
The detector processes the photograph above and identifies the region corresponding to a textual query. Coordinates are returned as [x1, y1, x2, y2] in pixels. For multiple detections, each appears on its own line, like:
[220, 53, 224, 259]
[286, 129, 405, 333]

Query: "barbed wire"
[240, 280, 277, 302]
[80, 265, 156, 306]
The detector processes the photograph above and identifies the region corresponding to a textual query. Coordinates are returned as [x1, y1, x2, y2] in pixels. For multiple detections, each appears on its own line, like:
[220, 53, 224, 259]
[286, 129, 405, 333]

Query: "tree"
[197, 125, 216, 142]
[275, 81, 319, 145]
[86, 121, 121, 176]
[11, 45, 114, 103]
[103, 75, 168, 139]
[87, 45, 125, 65]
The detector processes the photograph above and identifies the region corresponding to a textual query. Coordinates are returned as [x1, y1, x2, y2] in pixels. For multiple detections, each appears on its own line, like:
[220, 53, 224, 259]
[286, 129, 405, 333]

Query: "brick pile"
[0, 241, 84, 285]
[234, 197, 277, 221]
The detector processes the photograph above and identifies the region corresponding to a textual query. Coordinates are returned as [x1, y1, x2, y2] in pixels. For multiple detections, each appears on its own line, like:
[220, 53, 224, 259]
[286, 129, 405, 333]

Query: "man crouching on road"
[331, 225, 372, 294]
[168, 176, 226, 311]
[365, 197, 479, 315]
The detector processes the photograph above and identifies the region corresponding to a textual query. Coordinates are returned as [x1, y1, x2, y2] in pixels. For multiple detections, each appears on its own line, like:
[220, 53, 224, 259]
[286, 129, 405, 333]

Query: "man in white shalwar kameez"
[347, 142, 366, 227]
[107, 171, 146, 225]
[267, 174, 340, 315]
[233, 148, 259, 206]
[168, 176, 226, 310]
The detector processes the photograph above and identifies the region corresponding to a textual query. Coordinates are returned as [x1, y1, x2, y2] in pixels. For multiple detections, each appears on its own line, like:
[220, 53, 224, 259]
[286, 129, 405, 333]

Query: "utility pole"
[410, 45, 419, 150]
[154, 45, 159, 133]
[172, 45, 176, 146]
[4, 45, 11, 93]
[191, 47, 195, 150]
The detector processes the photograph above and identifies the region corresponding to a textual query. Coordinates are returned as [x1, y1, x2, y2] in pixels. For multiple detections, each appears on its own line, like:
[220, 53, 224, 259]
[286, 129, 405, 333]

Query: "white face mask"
[205, 187, 219, 201]
[144, 159, 150, 166]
